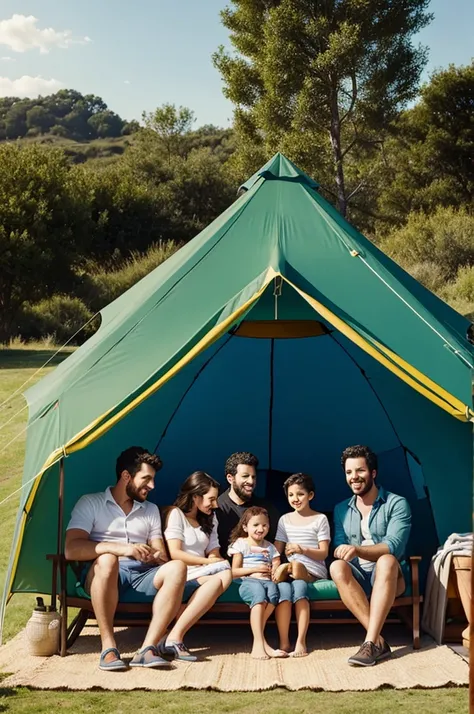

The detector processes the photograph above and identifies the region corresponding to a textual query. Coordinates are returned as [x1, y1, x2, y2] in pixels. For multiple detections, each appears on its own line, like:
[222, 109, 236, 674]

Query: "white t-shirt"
[358, 510, 375, 572]
[275, 513, 330, 579]
[227, 538, 279, 579]
[66, 486, 162, 564]
[164, 507, 220, 580]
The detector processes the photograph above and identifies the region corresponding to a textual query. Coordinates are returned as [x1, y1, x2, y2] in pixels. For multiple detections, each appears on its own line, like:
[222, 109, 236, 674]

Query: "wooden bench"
[48, 554, 421, 656]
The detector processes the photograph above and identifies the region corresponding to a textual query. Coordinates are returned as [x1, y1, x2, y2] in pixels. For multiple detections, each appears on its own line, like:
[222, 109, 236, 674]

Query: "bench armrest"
[409, 556, 421, 599]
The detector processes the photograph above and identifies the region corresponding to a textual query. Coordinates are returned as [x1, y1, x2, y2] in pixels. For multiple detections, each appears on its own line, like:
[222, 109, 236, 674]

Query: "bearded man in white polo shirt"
[65, 445, 187, 671]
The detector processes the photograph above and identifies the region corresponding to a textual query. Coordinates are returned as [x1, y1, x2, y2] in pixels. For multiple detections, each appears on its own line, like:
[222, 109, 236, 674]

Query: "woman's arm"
[205, 515, 224, 559]
[231, 552, 271, 578]
[206, 547, 225, 560]
[167, 538, 216, 566]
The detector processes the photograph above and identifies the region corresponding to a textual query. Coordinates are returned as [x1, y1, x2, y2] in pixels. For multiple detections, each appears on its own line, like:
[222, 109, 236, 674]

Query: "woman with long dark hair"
[162, 471, 232, 660]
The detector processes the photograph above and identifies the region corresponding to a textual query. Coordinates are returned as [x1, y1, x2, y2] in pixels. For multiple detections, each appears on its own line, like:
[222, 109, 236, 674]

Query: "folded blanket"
[422, 532, 472, 643]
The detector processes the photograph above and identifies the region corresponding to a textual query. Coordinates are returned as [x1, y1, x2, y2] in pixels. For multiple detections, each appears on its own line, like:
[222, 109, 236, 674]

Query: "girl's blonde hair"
[229, 506, 269, 545]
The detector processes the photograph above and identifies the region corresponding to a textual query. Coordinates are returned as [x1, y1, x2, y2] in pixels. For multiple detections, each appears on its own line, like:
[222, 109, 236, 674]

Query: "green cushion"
[74, 563, 412, 602]
[306, 579, 341, 601]
[216, 580, 244, 603]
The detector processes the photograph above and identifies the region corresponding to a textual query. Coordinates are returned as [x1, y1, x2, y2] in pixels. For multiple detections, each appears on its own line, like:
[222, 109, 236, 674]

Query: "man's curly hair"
[116, 446, 163, 481]
[225, 451, 259, 477]
[340, 445, 377, 473]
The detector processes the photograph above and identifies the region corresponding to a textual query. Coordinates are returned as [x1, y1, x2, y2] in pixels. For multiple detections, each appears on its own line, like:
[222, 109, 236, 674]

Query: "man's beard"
[233, 482, 254, 503]
[126, 481, 147, 503]
[352, 476, 374, 498]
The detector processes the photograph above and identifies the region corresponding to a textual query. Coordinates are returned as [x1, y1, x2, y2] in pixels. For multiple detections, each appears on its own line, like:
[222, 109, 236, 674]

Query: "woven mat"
[0, 625, 468, 692]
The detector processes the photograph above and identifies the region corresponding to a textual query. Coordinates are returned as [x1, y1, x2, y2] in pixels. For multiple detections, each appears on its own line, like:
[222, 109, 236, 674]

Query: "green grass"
[0, 345, 74, 641]
[0, 347, 469, 713]
[0, 687, 468, 713]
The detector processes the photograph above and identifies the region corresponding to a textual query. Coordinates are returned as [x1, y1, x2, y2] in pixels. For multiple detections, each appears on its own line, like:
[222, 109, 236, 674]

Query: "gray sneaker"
[347, 641, 377, 666]
[374, 639, 392, 662]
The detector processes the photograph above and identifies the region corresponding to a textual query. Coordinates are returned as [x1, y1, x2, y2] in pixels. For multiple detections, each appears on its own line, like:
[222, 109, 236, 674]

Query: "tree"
[4, 100, 31, 138]
[82, 162, 175, 261]
[142, 104, 195, 163]
[121, 119, 140, 135]
[0, 144, 91, 343]
[375, 62, 474, 224]
[26, 105, 55, 134]
[213, 0, 432, 216]
[88, 110, 124, 138]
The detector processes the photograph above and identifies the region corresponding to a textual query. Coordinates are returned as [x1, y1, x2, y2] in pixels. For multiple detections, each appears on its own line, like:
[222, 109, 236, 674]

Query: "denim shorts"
[81, 560, 199, 604]
[348, 559, 404, 598]
[278, 579, 308, 604]
[237, 578, 292, 608]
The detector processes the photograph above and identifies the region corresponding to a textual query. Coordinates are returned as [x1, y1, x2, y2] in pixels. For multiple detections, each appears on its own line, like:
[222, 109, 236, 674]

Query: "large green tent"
[3, 153, 474, 620]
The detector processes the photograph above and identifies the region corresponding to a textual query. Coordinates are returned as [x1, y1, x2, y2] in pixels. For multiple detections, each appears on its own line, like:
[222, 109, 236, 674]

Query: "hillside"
[6, 133, 134, 164]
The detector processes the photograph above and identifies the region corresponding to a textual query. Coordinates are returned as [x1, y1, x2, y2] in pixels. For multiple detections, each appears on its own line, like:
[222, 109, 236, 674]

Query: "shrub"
[18, 295, 94, 345]
[380, 207, 474, 280]
[79, 241, 180, 313]
[406, 261, 449, 295]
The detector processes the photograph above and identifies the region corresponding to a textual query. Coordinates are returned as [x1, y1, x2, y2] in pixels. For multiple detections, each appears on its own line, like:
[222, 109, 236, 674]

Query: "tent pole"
[268, 338, 274, 474]
[57, 457, 67, 656]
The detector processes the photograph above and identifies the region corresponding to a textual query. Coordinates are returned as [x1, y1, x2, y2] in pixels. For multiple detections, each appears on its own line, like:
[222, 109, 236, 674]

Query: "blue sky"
[0, 0, 472, 128]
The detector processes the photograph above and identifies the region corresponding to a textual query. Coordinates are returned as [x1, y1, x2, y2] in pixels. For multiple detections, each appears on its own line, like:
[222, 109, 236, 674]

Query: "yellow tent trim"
[284, 277, 471, 422]
[372, 338, 472, 416]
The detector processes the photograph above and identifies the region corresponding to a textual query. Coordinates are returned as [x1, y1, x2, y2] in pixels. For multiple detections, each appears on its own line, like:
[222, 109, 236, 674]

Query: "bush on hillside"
[380, 207, 474, 280]
[405, 261, 449, 295]
[18, 295, 94, 345]
[79, 241, 180, 313]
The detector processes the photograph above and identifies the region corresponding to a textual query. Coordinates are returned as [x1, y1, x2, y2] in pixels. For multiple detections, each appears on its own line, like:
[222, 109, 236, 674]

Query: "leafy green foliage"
[142, 103, 196, 162]
[0, 89, 133, 141]
[79, 241, 180, 314]
[374, 62, 474, 225]
[380, 206, 474, 280]
[18, 295, 94, 344]
[0, 143, 92, 343]
[214, 0, 432, 215]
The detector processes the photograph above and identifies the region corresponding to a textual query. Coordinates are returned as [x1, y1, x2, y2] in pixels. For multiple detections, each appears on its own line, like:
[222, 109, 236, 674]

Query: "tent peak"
[240, 153, 320, 192]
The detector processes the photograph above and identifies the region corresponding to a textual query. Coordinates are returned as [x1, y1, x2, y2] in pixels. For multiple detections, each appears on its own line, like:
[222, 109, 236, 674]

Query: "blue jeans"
[238, 578, 281, 608]
[278, 579, 308, 603]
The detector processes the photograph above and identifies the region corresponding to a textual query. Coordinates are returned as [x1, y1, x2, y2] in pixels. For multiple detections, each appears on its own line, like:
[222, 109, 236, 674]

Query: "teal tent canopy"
[4, 153, 474, 612]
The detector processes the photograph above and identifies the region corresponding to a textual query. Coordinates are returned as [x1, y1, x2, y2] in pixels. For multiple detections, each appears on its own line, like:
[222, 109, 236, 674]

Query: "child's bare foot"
[291, 561, 314, 583]
[251, 646, 269, 660]
[273, 563, 291, 583]
[279, 642, 292, 653]
[264, 642, 289, 658]
[290, 641, 308, 657]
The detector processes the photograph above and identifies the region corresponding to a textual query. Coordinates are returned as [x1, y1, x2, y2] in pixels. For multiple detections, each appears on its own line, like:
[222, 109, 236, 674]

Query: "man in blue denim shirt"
[330, 445, 411, 667]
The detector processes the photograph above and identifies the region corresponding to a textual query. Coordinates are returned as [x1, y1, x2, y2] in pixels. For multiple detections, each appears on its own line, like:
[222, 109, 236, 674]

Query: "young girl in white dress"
[164, 471, 232, 660]
[274, 473, 330, 657]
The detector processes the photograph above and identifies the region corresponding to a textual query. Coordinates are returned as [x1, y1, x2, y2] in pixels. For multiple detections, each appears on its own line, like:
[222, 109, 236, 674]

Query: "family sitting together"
[65, 445, 412, 671]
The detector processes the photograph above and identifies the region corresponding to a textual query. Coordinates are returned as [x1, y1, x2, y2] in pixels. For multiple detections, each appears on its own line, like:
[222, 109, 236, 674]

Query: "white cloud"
[0, 75, 63, 97]
[124, 80, 130, 85]
[0, 14, 91, 54]
[1, 56, 15, 61]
